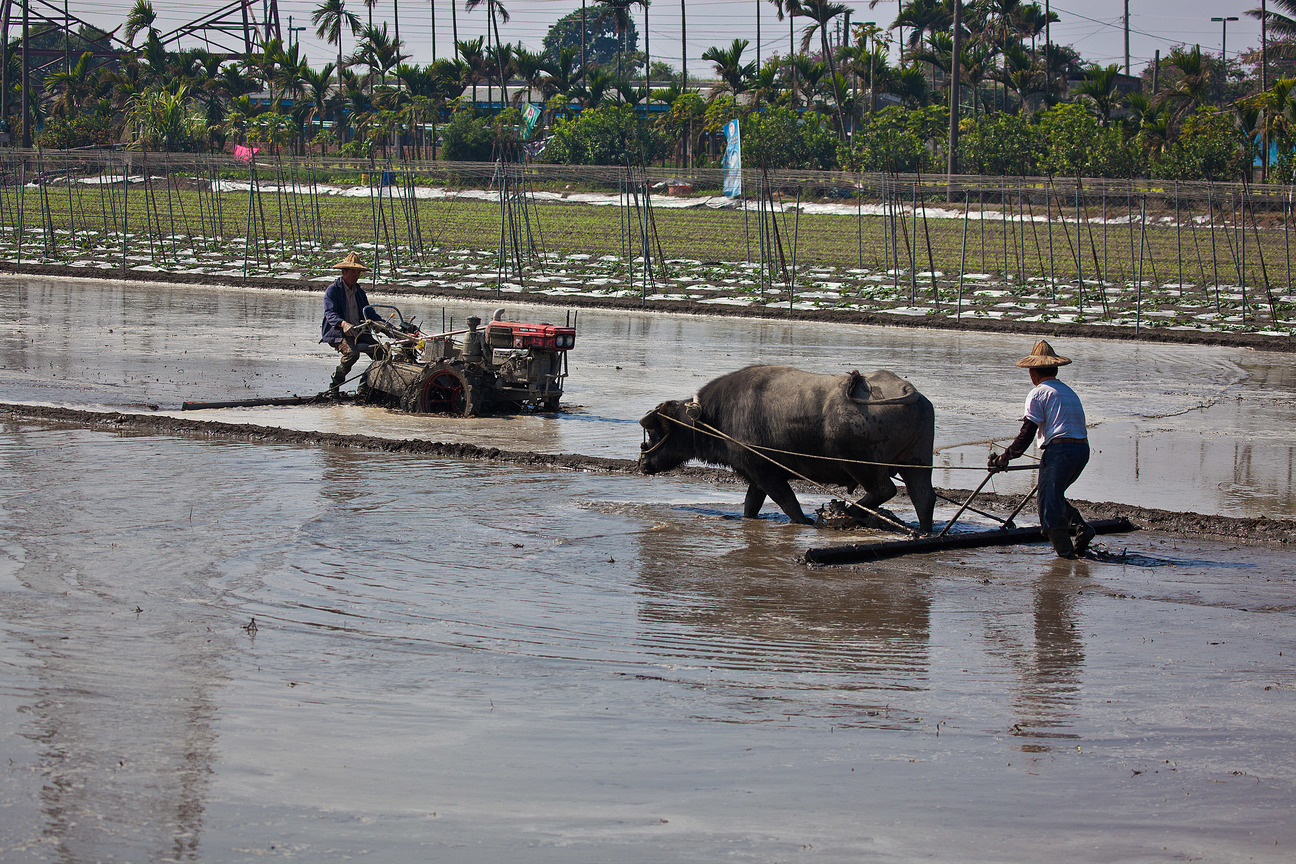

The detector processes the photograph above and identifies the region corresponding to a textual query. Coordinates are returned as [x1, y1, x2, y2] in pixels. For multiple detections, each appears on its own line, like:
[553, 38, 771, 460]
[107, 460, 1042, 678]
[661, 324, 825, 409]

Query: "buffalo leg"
[899, 465, 936, 534]
[743, 484, 767, 518]
[756, 477, 813, 525]
[854, 475, 898, 512]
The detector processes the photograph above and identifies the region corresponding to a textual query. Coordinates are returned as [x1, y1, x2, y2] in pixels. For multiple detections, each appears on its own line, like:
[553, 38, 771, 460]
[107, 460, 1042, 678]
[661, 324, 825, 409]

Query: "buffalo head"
[638, 400, 696, 475]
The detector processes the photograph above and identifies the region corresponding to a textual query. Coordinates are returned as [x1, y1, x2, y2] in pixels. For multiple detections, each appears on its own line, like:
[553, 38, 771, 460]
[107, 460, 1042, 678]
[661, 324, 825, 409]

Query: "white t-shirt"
[1023, 378, 1087, 448]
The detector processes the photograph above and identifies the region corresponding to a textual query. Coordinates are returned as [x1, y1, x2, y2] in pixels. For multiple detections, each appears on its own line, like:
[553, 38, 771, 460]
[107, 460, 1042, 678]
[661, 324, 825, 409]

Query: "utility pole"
[287, 15, 305, 52]
[21, 0, 29, 147]
[948, 0, 961, 188]
[680, 0, 686, 85]
[1262, 0, 1268, 181]
[1124, 0, 1130, 76]
[1262, 0, 1268, 93]
[430, 0, 436, 63]
[1045, 0, 1051, 99]
[865, 22, 876, 114]
[1212, 15, 1238, 107]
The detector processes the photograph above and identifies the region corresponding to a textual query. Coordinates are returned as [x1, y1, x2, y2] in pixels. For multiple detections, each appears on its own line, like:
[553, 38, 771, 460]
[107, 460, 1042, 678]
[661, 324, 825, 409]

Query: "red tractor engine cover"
[485, 320, 576, 351]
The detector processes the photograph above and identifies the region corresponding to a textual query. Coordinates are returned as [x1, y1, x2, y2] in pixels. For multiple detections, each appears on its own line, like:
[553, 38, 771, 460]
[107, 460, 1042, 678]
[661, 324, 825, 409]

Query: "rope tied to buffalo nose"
[641, 399, 703, 456]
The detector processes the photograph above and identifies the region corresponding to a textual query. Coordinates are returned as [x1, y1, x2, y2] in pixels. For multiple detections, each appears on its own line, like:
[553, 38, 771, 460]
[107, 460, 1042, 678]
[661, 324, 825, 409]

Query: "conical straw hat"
[1015, 339, 1072, 368]
[333, 251, 369, 271]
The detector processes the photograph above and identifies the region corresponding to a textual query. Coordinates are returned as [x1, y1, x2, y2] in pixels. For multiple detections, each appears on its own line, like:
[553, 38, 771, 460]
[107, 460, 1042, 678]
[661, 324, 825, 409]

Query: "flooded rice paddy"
[0, 275, 1293, 862]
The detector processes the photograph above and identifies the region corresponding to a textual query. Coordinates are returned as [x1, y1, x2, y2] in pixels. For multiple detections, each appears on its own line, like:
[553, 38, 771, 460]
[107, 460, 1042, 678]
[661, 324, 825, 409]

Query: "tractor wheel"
[415, 364, 482, 416]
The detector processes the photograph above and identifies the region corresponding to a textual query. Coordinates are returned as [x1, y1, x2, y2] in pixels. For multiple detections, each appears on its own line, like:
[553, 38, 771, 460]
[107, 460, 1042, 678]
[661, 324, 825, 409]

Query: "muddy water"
[4, 275, 1296, 517]
[0, 276, 1294, 862]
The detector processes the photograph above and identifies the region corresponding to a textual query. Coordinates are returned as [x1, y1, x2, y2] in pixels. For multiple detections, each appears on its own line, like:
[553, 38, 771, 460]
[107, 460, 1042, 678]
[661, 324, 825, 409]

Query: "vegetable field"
[3, 151, 1293, 335]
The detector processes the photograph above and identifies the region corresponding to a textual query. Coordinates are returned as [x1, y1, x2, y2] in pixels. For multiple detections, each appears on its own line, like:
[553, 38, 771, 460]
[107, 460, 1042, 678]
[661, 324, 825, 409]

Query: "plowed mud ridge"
[4, 263, 1294, 352]
[8, 402, 1294, 548]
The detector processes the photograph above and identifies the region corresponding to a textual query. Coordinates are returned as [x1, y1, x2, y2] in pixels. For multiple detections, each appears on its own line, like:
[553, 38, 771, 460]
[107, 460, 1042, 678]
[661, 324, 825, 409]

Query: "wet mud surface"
[0, 276, 1294, 862]
[4, 261, 1294, 353]
[7, 401, 1296, 549]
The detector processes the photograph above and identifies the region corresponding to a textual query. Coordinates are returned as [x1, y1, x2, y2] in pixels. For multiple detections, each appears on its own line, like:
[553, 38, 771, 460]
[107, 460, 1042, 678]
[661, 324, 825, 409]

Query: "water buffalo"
[638, 365, 936, 533]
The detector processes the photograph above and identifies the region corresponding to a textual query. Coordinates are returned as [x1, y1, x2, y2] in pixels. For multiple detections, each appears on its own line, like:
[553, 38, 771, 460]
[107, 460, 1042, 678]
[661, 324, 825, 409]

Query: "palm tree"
[784, 0, 850, 138]
[312, 0, 362, 109]
[958, 38, 996, 116]
[350, 23, 405, 92]
[485, 41, 515, 104]
[1015, 2, 1056, 52]
[1076, 63, 1121, 126]
[182, 49, 236, 144]
[572, 66, 615, 108]
[891, 64, 930, 107]
[983, 0, 1025, 111]
[302, 63, 338, 145]
[464, 0, 511, 104]
[894, 0, 950, 54]
[44, 51, 105, 118]
[750, 58, 785, 106]
[278, 42, 311, 110]
[701, 39, 756, 96]
[124, 0, 157, 46]
[1159, 45, 1212, 123]
[786, 54, 826, 109]
[1248, 2, 1296, 58]
[597, 0, 648, 80]
[998, 42, 1045, 112]
[512, 45, 548, 102]
[457, 36, 486, 103]
[1238, 75, 1296, 178]
[542, 45, 585, 102]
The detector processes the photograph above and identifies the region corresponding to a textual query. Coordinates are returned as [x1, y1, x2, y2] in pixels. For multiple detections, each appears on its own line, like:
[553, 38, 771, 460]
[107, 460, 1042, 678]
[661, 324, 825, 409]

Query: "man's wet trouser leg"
[1037, 440, 1091, 558]
[329, 337, 362, 390]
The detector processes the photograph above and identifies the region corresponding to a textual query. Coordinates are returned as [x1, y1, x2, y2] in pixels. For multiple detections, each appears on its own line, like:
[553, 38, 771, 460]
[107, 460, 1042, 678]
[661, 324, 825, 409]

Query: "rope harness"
[643, 406, 1042, 538]
[647, 409, 921, 535]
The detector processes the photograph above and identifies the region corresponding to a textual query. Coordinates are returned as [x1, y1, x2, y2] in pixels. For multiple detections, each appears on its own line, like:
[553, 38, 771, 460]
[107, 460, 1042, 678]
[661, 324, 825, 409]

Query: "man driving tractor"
[320, 252, 382, 393]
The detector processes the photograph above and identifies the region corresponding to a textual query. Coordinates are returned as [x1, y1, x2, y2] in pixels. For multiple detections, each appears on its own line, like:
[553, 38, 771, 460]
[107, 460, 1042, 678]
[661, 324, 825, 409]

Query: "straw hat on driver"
[1016, 339, 1072, 368]
[333, 251, 369, 271]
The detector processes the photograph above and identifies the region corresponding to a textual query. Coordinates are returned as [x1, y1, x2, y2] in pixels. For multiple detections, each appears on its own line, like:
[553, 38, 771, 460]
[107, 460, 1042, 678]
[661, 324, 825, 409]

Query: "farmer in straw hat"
[320, 252, 382, 392]
[988, 340, 1096, 559]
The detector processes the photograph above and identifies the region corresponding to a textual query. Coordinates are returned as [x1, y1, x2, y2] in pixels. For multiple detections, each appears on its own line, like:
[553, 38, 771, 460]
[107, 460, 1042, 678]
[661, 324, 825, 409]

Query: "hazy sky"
[50, 1, 1268, 77]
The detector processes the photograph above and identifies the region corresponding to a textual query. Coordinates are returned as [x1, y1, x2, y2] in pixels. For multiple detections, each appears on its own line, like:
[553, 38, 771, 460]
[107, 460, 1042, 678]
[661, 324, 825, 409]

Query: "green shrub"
[958, 111, 1042, 175]
[441, 108, 497, 162]
[1151, 109, 1244, 181]
[542, 103, 666, 165]
[37, 114, 120, 149]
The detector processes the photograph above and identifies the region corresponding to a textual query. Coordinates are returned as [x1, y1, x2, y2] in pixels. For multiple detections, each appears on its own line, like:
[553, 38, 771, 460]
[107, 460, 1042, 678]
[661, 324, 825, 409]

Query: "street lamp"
[1212, 15, 1239, 107]
[1211, 16, 1239, 62]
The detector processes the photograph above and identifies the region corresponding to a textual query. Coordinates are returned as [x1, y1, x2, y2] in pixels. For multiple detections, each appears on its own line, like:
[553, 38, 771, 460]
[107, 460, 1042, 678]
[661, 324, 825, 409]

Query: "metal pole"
[947, 0, 961, 187]
[21, 0, 29, 147]
[956, 194, 970, 320]
[1136, 195, 1147, 335]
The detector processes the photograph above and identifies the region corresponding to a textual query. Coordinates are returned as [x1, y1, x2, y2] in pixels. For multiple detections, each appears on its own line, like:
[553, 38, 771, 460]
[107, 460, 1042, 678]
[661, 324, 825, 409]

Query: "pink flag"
[234, 144, 260, 163]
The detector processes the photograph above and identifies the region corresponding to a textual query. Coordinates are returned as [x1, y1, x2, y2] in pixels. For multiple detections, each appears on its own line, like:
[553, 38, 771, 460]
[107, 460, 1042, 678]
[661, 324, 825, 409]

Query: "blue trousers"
[1037, 440, 1090, 531]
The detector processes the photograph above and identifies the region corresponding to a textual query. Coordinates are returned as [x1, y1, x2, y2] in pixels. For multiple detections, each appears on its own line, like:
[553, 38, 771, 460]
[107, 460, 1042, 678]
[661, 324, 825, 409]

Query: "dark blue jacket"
[320, 277, 380, 343]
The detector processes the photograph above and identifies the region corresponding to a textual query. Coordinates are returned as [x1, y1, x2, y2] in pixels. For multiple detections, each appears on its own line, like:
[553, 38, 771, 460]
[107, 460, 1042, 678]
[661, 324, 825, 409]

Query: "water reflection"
[2, 431, 226, 861]
[1004, 558, 1087, 750]
[634, 518, 931, 695]
[6, 275, 1296, 518]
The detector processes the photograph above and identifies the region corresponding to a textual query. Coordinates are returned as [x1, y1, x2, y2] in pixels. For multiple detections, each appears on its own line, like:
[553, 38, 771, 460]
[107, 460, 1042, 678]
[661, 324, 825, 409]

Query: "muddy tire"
[410, 364, 483, 416]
